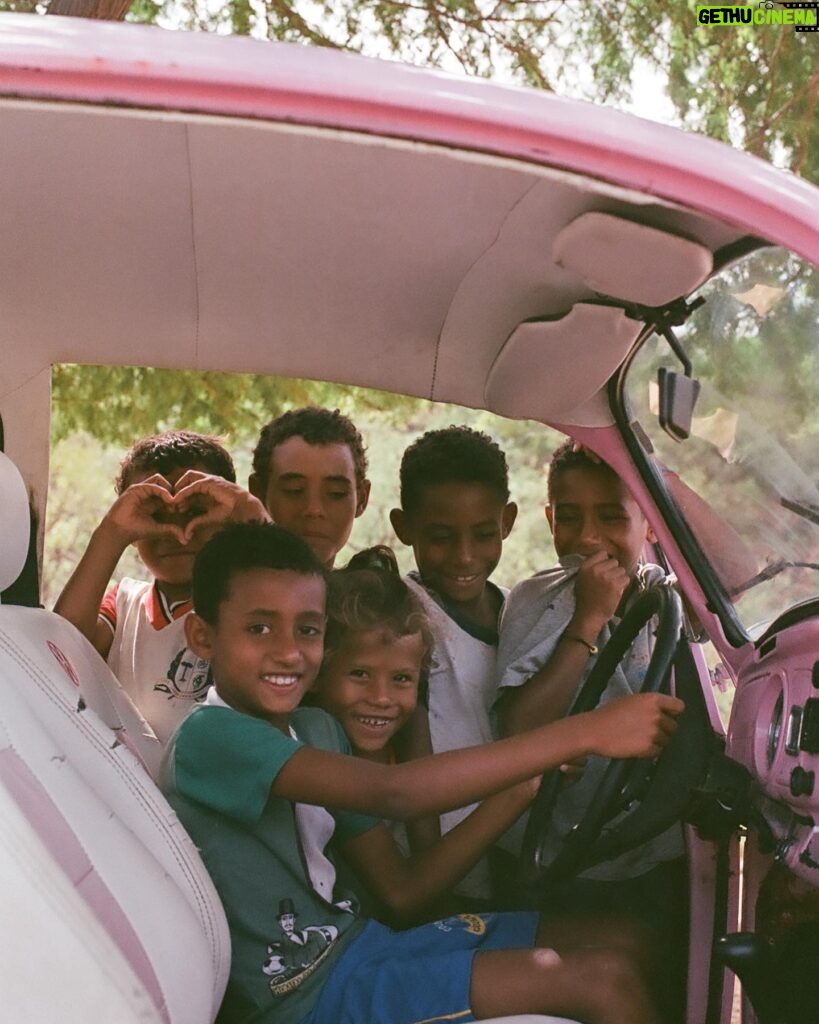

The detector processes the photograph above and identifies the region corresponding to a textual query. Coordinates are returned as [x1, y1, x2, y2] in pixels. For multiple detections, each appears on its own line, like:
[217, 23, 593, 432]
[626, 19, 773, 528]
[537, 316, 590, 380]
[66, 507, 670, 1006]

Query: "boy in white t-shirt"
[389, 426, 517, 901]
[55, 430, 268, 745]
[495, 439, 686, 1018]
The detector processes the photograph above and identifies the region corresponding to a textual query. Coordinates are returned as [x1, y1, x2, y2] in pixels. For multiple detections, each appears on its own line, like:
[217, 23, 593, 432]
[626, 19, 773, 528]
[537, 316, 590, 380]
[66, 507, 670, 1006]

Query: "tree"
[43, 391, 563, 606]
[586, 1, 819, 181]
[50, 365, 419, 447]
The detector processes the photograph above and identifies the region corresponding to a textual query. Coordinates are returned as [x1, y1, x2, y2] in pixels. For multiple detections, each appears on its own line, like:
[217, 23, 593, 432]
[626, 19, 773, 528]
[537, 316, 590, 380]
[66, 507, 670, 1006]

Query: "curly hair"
[399, 425, 509, 513]
[252, 407, 368, 493]
[546, 438, 614, 503]
[116, 431, 235, 494]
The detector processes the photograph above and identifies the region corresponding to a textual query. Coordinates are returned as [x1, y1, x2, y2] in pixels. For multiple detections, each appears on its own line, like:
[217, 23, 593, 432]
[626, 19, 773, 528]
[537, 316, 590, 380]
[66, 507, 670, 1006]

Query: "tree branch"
[265, 0, 345, 47]
[47, 0, 132, 18]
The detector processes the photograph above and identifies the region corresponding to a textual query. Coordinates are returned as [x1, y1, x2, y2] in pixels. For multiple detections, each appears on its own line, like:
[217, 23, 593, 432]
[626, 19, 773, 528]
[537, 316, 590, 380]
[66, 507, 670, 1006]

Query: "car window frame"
[610, 335, 749, 650]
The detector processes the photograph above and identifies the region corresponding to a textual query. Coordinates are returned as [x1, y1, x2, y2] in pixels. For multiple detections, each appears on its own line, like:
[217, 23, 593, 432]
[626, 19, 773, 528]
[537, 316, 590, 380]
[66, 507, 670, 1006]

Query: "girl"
[312, 547, 509, 922]
[314, 546, 433, 767]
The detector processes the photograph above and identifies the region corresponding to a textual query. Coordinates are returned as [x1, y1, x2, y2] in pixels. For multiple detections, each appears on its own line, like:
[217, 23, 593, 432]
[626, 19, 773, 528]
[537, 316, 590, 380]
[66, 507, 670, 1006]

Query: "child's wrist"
[95, 518, 133, 551]
[560, 633, 598, 657]
[560, 712, 596, 759]
[565, 613, 604, 645]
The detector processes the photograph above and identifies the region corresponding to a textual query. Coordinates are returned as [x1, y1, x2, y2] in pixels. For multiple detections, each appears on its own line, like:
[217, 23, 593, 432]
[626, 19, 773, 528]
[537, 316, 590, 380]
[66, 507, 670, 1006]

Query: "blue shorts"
[304, 911, 539, 1024]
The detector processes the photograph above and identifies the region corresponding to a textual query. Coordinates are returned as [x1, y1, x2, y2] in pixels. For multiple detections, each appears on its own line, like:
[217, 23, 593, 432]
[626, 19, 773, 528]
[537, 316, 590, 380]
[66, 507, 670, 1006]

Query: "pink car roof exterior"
[0, 14, 818, 268]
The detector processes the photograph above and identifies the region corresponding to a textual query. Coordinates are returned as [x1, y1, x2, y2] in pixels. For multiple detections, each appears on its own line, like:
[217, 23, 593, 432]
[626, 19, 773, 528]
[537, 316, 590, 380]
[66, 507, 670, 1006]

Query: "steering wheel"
[521, 583, 683, 890]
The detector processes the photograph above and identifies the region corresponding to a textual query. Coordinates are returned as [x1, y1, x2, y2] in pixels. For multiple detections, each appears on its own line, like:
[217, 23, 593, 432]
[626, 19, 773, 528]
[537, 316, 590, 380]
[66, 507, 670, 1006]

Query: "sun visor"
[485, 303, 641, 422]
[553, 213, 713, 307]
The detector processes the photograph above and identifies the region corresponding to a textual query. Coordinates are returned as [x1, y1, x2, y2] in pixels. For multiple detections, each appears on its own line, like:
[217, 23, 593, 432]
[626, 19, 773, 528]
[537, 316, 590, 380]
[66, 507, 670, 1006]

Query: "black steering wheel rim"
[521, 583, 683, 889]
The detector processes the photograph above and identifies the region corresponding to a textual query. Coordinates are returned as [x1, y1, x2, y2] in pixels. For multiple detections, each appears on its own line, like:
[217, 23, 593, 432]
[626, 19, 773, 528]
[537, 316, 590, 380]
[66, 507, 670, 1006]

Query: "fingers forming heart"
[143, 493, 192, 544]
[171, 479, 235, 540]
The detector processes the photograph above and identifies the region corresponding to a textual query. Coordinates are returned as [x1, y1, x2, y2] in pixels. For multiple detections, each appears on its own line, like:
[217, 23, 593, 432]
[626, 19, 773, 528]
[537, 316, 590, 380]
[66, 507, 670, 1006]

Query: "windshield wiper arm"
[781, 497, 819, 527]
[729, 558, 819, 597]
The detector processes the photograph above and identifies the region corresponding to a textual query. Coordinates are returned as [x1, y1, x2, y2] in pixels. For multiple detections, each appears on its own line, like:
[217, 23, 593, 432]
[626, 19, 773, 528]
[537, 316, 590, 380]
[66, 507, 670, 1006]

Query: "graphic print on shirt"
[155, 646, 213, 702]
[262, 898, 339, 996]
[433, 913, 488, 936]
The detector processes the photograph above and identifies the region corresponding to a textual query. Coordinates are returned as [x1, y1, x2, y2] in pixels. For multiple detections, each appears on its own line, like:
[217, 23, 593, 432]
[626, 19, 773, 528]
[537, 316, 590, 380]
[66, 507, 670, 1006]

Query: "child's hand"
[571, 550, 630, 631]
[583, 692, 684, 760]
[103, 475, 186, 544]
[172, 471, 270, 540]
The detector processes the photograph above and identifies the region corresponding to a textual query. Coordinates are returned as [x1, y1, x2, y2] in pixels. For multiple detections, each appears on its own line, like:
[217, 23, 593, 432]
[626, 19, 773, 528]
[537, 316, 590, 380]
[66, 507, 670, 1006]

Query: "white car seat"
[0, 450, 579, 1024]
[0, 450, 229, 1024]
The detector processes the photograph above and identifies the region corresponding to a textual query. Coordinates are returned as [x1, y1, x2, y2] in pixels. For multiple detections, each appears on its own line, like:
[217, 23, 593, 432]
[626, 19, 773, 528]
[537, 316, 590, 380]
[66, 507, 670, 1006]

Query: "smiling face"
[251, 437, 370, 569]
[185, 567, 326, 731]
[132, 463, 221, 601]
[391, 481, 516, 615]
[314, 628, 423, 761]
[547, 465, 655, 575]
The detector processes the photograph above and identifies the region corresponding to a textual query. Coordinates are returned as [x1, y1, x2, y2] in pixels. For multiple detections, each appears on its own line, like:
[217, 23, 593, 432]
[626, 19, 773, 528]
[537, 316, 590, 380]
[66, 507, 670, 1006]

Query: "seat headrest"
[0, 452, 31, 596]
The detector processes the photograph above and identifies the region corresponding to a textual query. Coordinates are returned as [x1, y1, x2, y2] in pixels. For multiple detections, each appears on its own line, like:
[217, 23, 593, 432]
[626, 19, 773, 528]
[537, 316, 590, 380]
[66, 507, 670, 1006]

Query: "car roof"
[1, 14, 818, 511]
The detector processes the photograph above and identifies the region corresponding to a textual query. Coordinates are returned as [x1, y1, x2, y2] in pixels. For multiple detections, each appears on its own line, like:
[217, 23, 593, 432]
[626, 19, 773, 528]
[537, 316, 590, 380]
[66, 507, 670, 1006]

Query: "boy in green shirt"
[162, 521, 682, 1024]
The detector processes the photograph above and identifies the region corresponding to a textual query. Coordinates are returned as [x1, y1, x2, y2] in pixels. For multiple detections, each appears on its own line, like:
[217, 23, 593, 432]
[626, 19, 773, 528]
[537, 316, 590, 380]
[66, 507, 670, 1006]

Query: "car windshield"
[624, 246, 819, 638]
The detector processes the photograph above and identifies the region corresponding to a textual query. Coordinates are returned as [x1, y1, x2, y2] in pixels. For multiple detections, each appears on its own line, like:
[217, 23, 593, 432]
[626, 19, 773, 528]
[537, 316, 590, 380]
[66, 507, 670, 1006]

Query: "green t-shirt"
[162, 704, 377, 1024]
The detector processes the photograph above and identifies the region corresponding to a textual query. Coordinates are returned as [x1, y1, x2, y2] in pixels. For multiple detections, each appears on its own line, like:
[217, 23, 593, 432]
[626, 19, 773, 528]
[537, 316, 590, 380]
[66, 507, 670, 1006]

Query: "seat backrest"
[0, 605, 231, 1023]
[0, 446, 230, 1024]
[0, 450, 31, 599]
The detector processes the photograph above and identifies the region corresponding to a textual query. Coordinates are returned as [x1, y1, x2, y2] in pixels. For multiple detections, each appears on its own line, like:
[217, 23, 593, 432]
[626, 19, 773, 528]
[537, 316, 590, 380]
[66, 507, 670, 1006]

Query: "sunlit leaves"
[50, 364, 417, 447]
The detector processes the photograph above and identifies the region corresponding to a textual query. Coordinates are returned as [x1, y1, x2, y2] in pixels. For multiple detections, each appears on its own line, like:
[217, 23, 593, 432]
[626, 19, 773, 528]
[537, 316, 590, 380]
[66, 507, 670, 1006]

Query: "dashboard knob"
[790, 767, 815, 798]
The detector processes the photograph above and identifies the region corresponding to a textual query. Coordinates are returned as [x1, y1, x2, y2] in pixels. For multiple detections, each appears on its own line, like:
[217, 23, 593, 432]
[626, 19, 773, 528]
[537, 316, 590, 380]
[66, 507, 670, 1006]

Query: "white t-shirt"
[100, 577, 211, 745]
[405, 576, 504, 900]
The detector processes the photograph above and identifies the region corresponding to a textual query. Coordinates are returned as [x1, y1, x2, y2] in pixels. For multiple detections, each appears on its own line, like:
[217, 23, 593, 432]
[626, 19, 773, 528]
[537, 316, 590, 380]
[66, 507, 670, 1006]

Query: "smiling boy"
[54, 431, 268, 745]
[494, 440, 687, 1018]
[249, 407, 371, 569]
[389, 426, 517, 900]
[496, 439, 666, 738]
[162, 520, 682, 1024]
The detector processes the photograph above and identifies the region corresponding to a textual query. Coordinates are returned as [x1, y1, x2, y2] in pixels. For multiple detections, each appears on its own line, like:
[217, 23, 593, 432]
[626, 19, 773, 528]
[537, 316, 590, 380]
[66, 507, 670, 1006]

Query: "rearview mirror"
[658, 367, 701, 442]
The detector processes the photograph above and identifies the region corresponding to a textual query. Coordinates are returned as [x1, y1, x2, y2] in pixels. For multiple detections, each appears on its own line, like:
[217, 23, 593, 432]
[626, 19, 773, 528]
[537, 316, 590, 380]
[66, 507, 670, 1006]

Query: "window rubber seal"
[609, 333, 748, 650]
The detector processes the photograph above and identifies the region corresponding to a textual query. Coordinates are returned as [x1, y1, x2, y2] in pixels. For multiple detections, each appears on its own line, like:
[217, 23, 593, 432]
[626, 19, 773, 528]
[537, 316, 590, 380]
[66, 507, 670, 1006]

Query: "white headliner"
[0, 100, 741, 404]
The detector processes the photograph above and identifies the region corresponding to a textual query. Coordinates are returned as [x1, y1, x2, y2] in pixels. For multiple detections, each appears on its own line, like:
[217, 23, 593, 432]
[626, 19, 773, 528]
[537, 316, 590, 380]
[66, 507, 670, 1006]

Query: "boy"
[497, 440, 666, 737]
[495, 440, 686, 1013]
[389, 426, 516, 898]
[162, 520, 683, 1024]
[249, 407, 371, 569]
[55, 430, 267, 745]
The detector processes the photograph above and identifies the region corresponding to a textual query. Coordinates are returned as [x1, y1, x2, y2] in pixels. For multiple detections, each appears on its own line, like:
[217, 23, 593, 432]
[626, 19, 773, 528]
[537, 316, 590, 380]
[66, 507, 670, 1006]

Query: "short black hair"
[252, 407, 368, 493]
[116, 431, 235, 494]
[192, 522, 327, 624]
[399, 426, 510, 514]
[546, 438, 616, 504]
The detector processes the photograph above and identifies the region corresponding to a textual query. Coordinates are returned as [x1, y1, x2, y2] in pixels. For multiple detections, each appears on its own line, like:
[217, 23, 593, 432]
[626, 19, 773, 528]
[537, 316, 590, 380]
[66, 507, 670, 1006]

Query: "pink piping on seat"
[0, 747, 170, 1024]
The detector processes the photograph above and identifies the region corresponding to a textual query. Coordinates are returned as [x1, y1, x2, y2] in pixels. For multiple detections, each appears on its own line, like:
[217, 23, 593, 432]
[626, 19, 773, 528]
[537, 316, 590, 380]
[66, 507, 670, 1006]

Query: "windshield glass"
[624, 246, 819, 637]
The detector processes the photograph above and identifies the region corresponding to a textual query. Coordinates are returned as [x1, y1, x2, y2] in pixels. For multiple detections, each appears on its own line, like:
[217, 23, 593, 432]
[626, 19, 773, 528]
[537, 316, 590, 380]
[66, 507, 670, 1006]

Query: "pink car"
[0, 14, 817, 1024]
